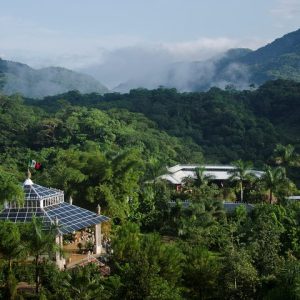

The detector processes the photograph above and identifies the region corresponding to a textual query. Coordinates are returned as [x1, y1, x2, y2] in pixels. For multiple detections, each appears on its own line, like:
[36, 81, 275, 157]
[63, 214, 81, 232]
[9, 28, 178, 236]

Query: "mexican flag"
[28, 160, 36, 168]
[28, 160, 42, 170]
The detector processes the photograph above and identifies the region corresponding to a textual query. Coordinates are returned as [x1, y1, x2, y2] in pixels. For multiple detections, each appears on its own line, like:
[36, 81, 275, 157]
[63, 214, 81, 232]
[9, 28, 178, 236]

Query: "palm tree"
[229, 160, 254, 202]
[23, 217, 60, 294]
[194, 167, 215, 187]
[261, 166, 287, 204]
[183, 167, 215, 189]
[273, 144, 300, 168]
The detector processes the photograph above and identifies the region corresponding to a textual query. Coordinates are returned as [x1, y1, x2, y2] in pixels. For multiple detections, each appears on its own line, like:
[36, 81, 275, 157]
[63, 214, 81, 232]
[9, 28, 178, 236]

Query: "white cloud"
[161, 37, 264, 61]
[0, 14, 267, 69]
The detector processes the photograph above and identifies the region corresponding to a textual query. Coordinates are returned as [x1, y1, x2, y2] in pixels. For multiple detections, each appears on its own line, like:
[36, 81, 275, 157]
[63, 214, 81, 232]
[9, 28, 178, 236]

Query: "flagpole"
[27, 168, 31, 179]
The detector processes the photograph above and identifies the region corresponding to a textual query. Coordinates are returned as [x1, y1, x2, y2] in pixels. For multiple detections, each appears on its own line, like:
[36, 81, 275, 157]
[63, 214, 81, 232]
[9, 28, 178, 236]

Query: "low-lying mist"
[79, 45, 253, 93]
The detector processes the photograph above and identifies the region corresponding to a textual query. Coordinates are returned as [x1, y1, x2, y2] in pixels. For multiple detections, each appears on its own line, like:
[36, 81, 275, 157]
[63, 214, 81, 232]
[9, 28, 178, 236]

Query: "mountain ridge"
[113, 28, 300, 92]
[0, 58, 109, 98]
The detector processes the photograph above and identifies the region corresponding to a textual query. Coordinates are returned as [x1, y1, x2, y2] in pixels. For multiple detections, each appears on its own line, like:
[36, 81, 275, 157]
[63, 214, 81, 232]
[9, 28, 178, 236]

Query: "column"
[55, 218, 66, 270]
[94, 205, 102, 255]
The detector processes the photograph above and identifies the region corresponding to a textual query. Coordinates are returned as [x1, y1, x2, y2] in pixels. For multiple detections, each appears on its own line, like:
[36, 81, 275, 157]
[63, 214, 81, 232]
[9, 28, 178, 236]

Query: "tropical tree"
[273, 144, 300, 168]
[221, 248, 259, 300]
[65, 264, 105, 300]
[183, 167, 214, 189]
[0, 221, 25, 299]
[112, 222, 141, 262]
[194, 167, 214, 187]
[0, 221, 24, 270]
[264, 255, 300, 299]
[247, 205, 284, 280]
[261, 166, 289, 203]
[112, 223, 183, 299]
[145, 156, 166, 184]
[183, 245, 221, 299]
[0, 167, 24, 205]
[22, 218, 60, 294]
[138, 181, 171, 232]
[229, 160, 254, 202]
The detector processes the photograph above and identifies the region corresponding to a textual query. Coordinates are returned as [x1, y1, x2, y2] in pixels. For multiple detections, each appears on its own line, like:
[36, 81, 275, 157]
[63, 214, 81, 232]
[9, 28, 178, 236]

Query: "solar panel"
[43, 202, 109, 234]
[0, 207, 52, 229]
[0, 181, 109, 234]
[24, 183, 62, 200]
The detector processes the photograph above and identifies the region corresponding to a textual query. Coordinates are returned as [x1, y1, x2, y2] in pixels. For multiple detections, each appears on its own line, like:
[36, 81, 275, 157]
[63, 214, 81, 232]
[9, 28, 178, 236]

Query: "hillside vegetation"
[32, 80, 300, 166]
[1, 80, 300, 299]
[0, 58, 109, 98]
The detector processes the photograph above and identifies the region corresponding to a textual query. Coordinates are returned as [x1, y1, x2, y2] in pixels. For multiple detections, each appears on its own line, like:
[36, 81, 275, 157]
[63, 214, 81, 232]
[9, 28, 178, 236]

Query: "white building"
[159, 164, 264, 190]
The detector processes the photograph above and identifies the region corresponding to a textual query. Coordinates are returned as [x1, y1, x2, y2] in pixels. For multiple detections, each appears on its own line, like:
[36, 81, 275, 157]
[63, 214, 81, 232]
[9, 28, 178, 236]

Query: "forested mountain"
[32, 80, 300, 168]
[0, 58, 109, 98]
[113, 28, 300, 92]
[242, 28, 300, 64]
[0, 93, 202, 190]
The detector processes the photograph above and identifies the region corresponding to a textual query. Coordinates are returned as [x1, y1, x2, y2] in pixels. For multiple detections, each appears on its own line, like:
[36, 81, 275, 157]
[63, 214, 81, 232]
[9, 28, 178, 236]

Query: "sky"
[0, 0, 300, 87]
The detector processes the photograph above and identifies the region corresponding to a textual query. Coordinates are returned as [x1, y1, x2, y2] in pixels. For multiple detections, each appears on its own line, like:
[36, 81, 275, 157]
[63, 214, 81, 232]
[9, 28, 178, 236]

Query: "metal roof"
[160, 164, 264, 185]
[287, 196, 300, 200]
[24, 183, 62, 201]
[0, 202, 109, 234]
[0, 178, 109, 234]
[167, 164, 235, 173]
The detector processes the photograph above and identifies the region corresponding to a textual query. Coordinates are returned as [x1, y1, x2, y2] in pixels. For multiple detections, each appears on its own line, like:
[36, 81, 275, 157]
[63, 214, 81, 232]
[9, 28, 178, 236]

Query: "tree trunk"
[269, 189, 272, 204]
[35, 255, 39, 294]
[240, 181, 243, 202]
[8, 258, 12, 271]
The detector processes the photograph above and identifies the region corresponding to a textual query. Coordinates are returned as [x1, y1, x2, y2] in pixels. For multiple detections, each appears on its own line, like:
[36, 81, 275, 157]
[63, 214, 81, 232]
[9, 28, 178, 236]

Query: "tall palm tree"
[183, 167, 215, 189]
[194, 167, 215, 187]
[229, 160, 254, 202]
[261, 166, 287, 204]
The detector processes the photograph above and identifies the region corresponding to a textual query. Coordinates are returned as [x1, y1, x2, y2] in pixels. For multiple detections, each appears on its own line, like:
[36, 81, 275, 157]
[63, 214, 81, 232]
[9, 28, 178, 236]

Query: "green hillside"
[212, 28, 300, 88]
[31, 80, 300, 166]
[0, 58, 109, 98]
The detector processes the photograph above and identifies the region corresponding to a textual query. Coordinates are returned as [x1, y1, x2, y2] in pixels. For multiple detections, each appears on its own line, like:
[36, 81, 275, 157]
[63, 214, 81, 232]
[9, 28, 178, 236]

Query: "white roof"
[288, 196, 300, 200]
[167, 164, 235, 173]
[160, 170, 196, 184]
[160, 164, 263, 185]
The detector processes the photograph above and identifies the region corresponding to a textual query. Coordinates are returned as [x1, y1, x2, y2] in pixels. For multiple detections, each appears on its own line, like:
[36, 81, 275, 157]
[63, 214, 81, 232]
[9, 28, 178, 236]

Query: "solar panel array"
[44, 202, 110, 234]
[0, 207, 52, 229]
[24, 183, 62, 200]
[0, 181, 109, 234]
[0, 202, 109, 234]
